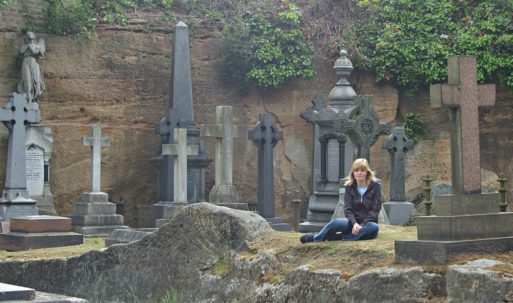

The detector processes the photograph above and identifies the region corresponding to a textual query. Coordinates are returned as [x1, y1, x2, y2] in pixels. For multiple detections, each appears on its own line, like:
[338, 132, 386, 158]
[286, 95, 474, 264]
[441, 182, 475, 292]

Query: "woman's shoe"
[300, 234, 315, 243]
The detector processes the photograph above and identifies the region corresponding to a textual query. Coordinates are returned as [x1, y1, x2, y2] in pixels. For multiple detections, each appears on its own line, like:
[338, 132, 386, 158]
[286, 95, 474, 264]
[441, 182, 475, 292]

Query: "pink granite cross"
[430, 56, 495, 194]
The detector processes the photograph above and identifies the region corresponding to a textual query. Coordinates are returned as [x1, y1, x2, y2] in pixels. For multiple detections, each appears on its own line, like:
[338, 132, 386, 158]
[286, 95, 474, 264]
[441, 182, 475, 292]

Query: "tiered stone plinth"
[395, 193, 513, 264]
[70, 192, 129, 236]
[0, 216, 83, 251]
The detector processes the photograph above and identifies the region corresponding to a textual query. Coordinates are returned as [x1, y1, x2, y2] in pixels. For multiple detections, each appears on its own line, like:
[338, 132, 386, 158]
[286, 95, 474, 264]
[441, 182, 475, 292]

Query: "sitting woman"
[300, 158, 382, 243]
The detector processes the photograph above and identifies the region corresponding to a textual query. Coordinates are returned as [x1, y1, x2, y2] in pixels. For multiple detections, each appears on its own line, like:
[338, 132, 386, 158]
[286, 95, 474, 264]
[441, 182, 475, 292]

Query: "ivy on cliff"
[45, 0, 173, 38]
[219, 2, 314, 91]
[353, 0, 513, 94]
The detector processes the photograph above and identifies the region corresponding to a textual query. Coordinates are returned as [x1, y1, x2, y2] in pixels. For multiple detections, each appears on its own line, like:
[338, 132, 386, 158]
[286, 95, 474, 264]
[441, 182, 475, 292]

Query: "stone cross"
[430, 56, 495, 194]
[349, 95, 390, 161]
[201, 106, 246, 188]
[248, 112, 283, 218]
[81, 125, 111, 193]
[383, 126, 414, 201]
[0, 93, 40, 193]
[162, 128, 198, 203]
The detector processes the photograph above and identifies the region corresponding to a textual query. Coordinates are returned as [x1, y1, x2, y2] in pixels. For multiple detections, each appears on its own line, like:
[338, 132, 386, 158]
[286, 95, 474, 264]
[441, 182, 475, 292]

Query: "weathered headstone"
[382, 126, 415, 225]
[395, 56, 513, 264]
[70, 125, 129, 236]
[148, 21, 211, 226]
[0, 93, 40, 221]
[299, 51, 357, 232]
[201, 106, 248, 209]
[25, 126, 56, 215]
[249, 112, 290, 231]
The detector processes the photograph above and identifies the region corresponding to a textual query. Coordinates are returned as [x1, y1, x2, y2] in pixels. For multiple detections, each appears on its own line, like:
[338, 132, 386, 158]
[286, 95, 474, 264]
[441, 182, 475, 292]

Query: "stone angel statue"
[17, 31, 46, 103]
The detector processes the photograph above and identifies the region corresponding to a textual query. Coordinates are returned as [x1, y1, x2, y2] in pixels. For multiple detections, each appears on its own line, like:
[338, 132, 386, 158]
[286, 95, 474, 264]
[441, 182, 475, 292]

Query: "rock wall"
[0, 1, 512, 227]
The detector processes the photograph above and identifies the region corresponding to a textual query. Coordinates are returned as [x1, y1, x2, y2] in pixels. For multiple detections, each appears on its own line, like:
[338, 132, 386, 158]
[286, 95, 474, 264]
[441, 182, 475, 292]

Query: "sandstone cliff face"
[0, 2, 512, 226]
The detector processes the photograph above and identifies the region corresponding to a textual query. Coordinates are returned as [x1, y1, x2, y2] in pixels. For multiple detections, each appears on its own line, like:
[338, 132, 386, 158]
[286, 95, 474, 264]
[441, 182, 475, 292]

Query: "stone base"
[105, 228, 157, 246]
[32, 193, 57, 216]
[209, 184, 240, 204]
[70, 192, 129, 236]
[0, 232, 83, 251]
[146, 201, 189, 227]
[0, 282, 88, 302]
[266, 217, 292, 232]
[417, 212, 513, 240]
[299, 191, 338, 233]
[395, 237, 513, 264]
[383, 201, 415, 225]
[433, 192, 499, 215]
[0, 194, 38, 222]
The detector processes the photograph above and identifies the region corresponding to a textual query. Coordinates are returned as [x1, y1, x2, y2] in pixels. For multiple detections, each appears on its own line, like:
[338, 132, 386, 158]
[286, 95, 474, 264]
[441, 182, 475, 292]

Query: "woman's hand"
[352, 223, 362, 236]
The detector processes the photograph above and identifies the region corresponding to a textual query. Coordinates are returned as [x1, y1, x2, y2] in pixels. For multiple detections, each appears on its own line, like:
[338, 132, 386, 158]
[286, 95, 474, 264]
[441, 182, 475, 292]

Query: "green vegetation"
[44, 0, 173, 38]
[403, 112, 427, 144]
[353, 0, 513, 94]
[219, 2, 314, 91]
[0, 0, 13, 9]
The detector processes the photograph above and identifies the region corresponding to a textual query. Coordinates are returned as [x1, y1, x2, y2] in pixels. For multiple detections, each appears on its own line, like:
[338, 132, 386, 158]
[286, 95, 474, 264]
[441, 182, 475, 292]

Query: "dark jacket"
[343, 181, 382, 225]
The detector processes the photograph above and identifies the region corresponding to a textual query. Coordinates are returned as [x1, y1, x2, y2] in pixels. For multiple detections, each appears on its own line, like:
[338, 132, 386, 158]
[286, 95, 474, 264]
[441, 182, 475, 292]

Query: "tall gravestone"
[298, 51, 357, 232]
[148, 21, 211, 227]
[395, 56, 513, 264]
[25, 126, 55, 215]
[0, 93, 40, 221]
[201, 106, 248, 210]
[249, 112, 290, 231]
[70, 125, 128, 236]
[382, 126, 415, 225]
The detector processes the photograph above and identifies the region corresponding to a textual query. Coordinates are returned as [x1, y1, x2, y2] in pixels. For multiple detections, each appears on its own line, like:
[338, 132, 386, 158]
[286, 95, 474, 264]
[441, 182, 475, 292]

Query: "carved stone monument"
[148, 21, 211, 226]
[151, 128, 198, 227]
[17, 31, 45, 103]
[0, 93, 40, 221]
[201, 106, 248, 209]
[382, 126, 415, 225]
[249, 112, 291, 231]
[395, 56, 513, 264]
[299, 51, 357, 232]
[70, 125, 129, 236]
[25, 126, 56, 215]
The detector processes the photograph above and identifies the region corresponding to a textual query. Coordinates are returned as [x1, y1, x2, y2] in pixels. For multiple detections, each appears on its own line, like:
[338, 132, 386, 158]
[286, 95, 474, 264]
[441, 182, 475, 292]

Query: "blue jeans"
[313, 218, 379, 242]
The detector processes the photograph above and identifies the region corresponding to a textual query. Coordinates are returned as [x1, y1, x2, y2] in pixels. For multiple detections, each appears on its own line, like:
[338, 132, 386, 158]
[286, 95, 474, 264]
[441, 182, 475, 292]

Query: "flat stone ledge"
[0, 282, 35, 300]
[0, 232, 84, 252]
[395, 236, 513, 265]
[417, 212, 513, 240]
[433, 192, 499, 215]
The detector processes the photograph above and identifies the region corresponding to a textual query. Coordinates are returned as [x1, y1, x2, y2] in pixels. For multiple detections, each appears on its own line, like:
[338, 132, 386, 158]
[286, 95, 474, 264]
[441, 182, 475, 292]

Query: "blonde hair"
[344, 158, 377, 187]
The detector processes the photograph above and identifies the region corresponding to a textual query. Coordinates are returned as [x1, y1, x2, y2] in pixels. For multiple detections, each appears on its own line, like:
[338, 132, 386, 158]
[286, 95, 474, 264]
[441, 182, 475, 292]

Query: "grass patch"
[0, 237, 105, 260]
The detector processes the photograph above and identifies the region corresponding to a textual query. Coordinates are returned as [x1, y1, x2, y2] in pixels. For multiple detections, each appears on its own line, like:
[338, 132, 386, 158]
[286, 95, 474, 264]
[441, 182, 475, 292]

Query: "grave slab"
[10, 215, 71, 233]
[0, 232, 83, 251]
[395, 237, 513, 265]
[433, 192, 499, 215]
[0, 282, 35, 300]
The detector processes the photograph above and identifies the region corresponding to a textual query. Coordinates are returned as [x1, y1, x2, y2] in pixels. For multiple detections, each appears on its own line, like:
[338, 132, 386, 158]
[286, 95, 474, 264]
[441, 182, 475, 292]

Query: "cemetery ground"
[2, 225, 512, 287]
